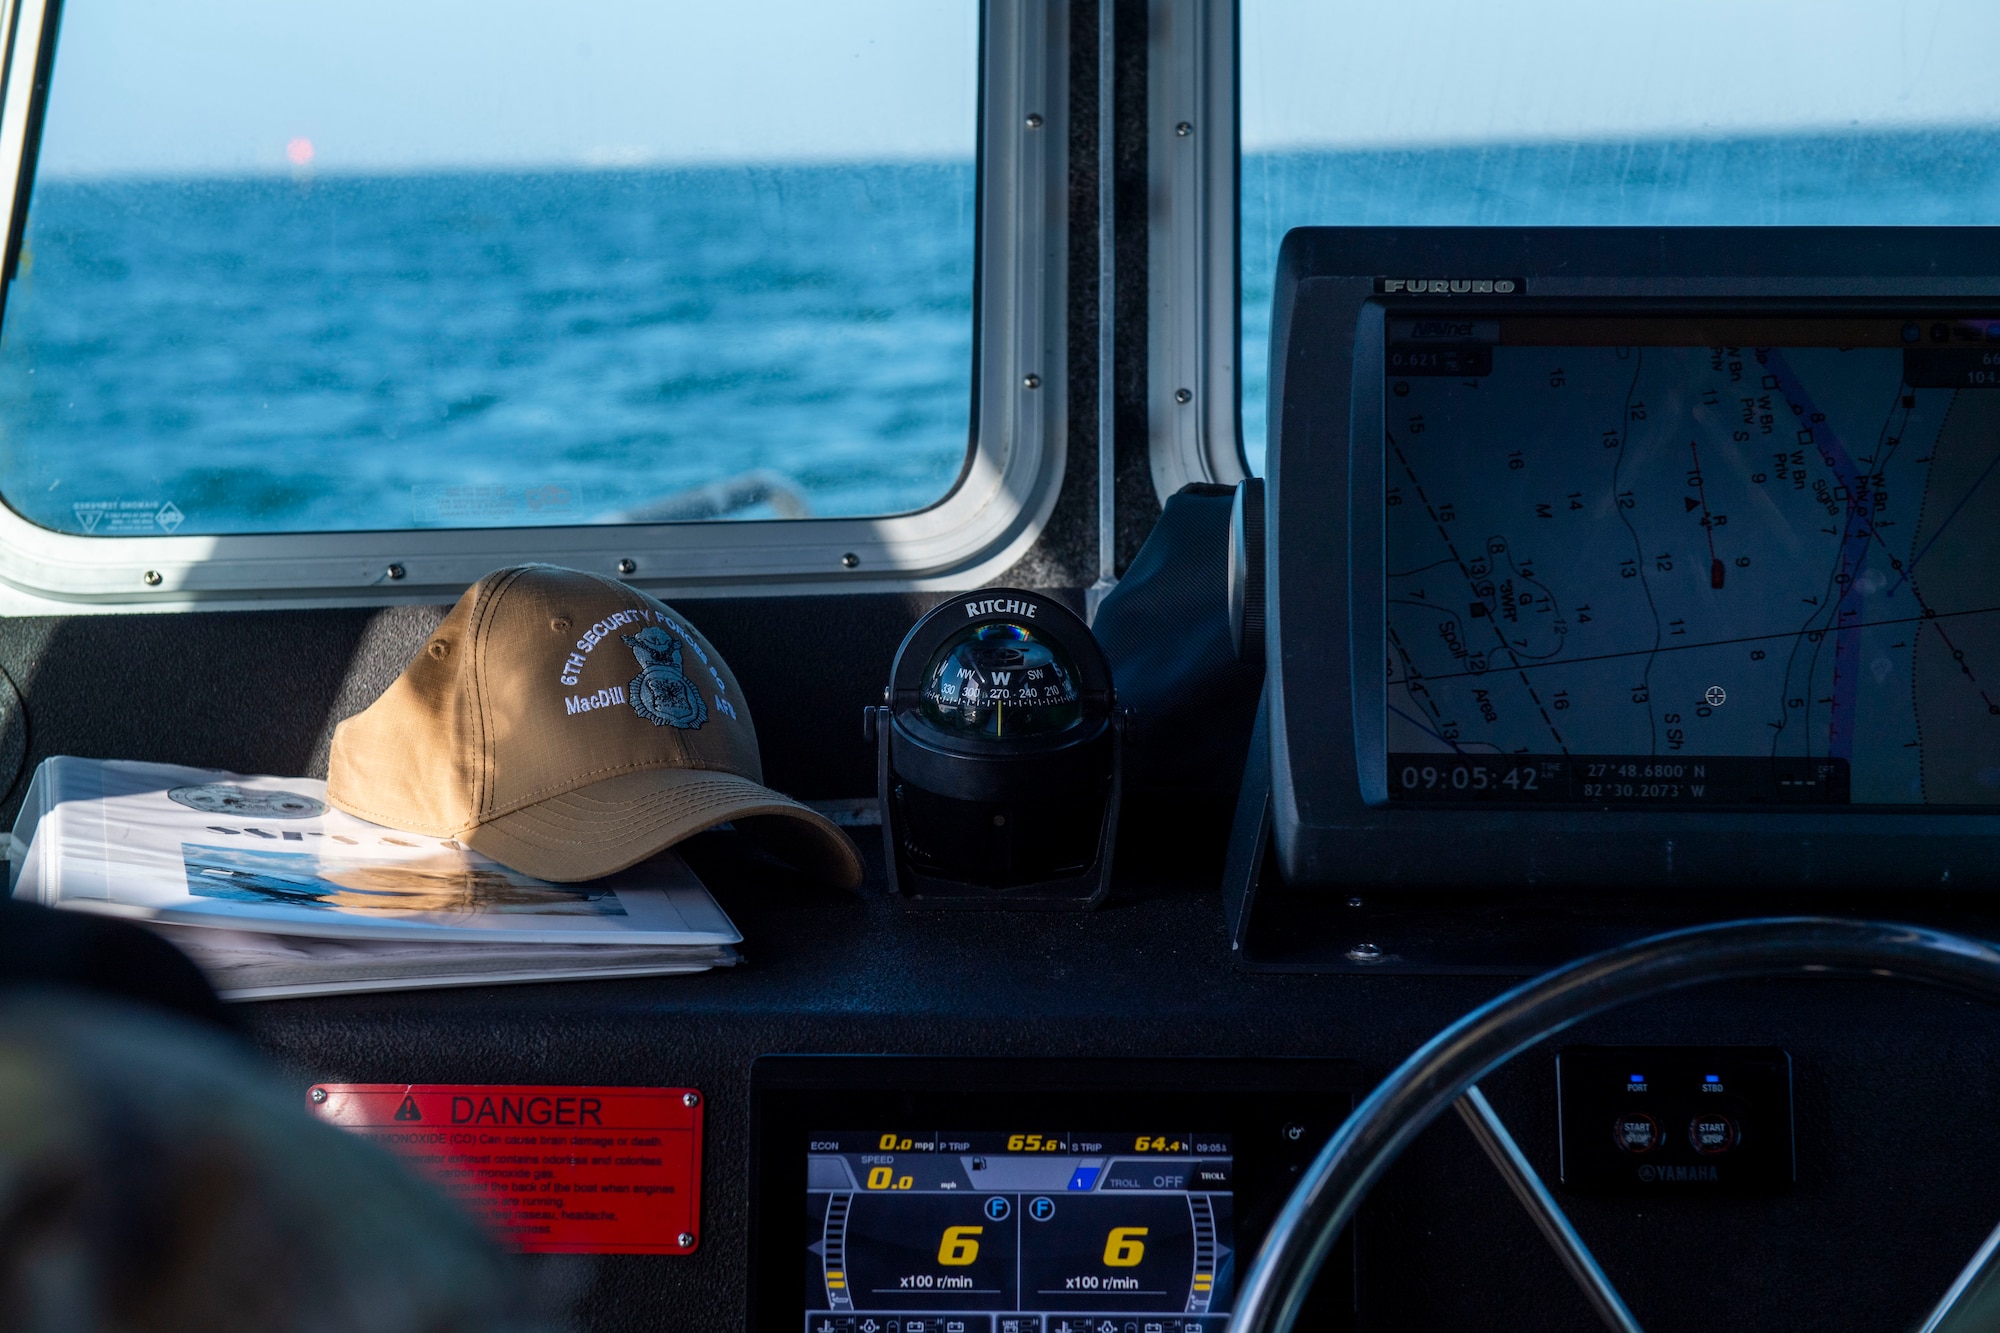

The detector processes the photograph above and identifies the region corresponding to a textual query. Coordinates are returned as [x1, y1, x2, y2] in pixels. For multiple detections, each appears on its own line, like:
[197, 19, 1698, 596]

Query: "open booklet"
[7, 757, 740, 1000]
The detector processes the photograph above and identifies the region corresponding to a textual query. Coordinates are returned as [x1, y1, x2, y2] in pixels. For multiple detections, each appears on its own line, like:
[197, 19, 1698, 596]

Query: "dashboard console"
[749, 1059, 1358, 1333]
[1264, 227, 2000, 889]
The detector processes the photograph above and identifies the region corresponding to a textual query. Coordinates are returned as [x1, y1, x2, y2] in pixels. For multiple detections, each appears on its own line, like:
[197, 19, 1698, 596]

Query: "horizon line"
[38, 119, 2000, 183]
[1241, 116, 2000, 157]
[33, 149, 978, 186]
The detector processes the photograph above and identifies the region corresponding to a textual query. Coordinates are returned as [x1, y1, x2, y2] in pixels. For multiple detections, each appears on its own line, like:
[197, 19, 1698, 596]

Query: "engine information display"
[1384, 316, 2000, 805]
[805, 1129, 1232, 1333]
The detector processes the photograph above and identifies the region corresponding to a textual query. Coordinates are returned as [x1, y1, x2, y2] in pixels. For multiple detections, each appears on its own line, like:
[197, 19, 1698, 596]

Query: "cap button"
[550, 617, 572, 634]
[427, 641, 450, 660]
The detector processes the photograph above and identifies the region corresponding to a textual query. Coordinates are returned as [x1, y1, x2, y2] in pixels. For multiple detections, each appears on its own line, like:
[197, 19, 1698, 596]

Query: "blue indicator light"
[1629, 1073, 1645, 1083]
[1066, 1166, 1100, 1191]
[1705, 1074, 1721, 1083]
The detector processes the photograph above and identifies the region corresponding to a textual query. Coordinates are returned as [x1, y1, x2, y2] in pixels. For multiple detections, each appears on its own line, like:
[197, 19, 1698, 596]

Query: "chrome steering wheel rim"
[1230, 917, 2000, 1333]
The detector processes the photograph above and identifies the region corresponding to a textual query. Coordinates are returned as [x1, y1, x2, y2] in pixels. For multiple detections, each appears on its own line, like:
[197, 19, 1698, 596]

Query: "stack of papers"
[8, 757, 740, 1000]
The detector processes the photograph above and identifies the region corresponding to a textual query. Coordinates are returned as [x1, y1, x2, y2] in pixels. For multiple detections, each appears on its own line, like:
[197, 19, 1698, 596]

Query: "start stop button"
[1613, 1112, 1663, 1153]
[1690, 1114, 1740, 1155]
[1559, 1046, 1793, 1194]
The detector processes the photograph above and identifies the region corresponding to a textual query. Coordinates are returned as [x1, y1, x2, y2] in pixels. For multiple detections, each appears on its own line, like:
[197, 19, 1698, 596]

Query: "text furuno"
[1376, 277, 1520, 294]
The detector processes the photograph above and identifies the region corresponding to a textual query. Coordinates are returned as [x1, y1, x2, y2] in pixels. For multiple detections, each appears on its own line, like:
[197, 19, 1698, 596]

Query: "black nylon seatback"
[1092, 483, 1264, 798]
[0, 897, 228, 1029]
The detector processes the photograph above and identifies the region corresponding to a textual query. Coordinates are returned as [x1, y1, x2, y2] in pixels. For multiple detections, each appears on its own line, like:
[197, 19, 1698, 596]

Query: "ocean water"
[0, 163, 976, 535]
[1242, 127, 2000, 470]
[4, 131, 1999, 536]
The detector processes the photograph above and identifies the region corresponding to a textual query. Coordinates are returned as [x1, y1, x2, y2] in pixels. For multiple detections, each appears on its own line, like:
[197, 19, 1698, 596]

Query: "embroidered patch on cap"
[623, 626, 708, 730]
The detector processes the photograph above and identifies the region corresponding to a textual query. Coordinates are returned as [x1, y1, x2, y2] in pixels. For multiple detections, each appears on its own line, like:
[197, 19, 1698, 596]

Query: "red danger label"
[308, 1083, 702, 1254]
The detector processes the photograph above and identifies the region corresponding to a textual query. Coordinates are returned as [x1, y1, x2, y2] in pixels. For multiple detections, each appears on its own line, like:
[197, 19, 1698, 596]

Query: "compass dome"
[918, 621, 1082, 741]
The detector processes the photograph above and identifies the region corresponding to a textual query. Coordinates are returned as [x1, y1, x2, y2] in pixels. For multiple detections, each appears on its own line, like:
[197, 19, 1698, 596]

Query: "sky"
[36, 0, 980, 177]
[35, 1, 2000, 177]
[1243, 0, 2000, 150]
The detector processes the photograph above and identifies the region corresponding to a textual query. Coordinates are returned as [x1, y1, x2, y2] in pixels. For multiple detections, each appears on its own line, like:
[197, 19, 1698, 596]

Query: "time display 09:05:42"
[1393, 758, 1547, 795]
[1385, 753, 1852, 805]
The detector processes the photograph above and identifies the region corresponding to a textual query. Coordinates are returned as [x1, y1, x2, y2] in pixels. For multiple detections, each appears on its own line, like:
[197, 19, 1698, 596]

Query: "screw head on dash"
[142, 570, 163, 587]
[310, 1087, 328, 1103]
[385, 563, 406, 581]
[616, 558, 636, 576]
[682, 1091, 700, 1107]
[841, 552, 860, 569]
[1025, 113, 1043, 129]
[1174, 388, 1192, 404]
[678, 1232, 696, 1248]
[1023, 373, 1041, 390]
[1175, 121, 1193, 137]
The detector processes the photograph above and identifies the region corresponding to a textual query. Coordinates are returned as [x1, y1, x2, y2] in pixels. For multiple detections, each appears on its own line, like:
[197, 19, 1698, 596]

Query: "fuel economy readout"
[806, 1130, 1234, 1333]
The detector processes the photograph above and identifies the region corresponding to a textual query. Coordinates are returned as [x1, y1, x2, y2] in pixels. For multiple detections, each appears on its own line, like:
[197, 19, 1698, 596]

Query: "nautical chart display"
[1384, 316, 2000, 805]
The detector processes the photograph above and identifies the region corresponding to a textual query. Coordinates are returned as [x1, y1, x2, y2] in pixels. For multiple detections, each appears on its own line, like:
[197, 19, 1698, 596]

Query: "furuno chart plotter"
[1232, 228, 2000, 902]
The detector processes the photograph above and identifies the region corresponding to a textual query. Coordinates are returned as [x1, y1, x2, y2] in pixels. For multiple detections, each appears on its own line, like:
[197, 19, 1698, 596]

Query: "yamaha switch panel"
[1557, 1047, 1793, 1194]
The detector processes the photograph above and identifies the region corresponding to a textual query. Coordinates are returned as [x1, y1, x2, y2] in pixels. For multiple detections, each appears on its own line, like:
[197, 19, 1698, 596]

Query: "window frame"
[0, 0, 1069, 609]
[1146, 0, 1245, 500]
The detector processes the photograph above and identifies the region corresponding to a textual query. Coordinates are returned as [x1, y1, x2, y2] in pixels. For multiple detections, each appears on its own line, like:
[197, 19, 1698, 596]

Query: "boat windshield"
[0, 0, 978, 536]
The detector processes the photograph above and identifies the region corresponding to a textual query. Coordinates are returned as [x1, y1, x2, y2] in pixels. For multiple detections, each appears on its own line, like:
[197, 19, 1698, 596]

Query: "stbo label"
[308, 1083, 702, 1254]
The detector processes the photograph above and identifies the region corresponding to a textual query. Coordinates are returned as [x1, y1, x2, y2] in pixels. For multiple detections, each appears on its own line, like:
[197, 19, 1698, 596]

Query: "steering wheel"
[1230, 917, 2000, 1333]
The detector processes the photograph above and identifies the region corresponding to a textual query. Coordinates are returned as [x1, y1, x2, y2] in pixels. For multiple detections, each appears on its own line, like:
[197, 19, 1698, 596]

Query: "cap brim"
[467, 768, 864, 887]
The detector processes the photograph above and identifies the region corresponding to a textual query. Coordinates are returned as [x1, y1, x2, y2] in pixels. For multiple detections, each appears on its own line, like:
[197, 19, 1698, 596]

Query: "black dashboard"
[236, 837, 2000, 1332]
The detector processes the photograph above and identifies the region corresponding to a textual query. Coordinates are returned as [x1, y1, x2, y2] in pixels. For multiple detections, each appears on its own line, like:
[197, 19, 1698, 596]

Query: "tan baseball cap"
[326, 564, 863, 886]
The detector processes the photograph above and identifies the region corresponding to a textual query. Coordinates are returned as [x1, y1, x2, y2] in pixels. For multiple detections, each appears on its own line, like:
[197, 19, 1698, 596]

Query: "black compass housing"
[865, 590, 1123, 907]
